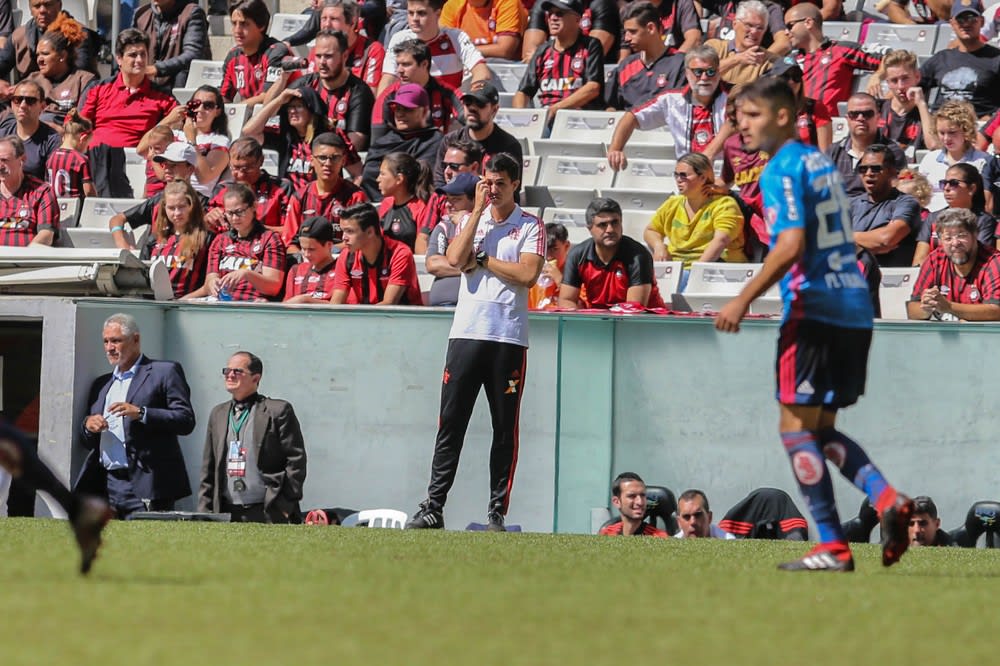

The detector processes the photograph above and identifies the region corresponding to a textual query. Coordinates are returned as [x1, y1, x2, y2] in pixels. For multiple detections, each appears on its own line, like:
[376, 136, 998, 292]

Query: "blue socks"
[818, 427, 890, 507]
[782, 430, 845, 544]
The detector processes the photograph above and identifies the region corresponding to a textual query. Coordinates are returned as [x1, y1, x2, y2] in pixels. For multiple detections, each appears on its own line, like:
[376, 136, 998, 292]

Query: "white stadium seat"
[862, 24, 937, 56]
[529, 139, 607, 159]
[612, 159, 677, 191]
[494, 109, 547, 140]
[56, 198, 80, 229]
[186, 60, 225, 88]
[523, 186, 596, 209]
[542, 208, 588, 229]
[879, 266, 920, 320]
[489, 62, 528, 93]
[270, 13, 311, 41]
[600, 188, 667, 211]
[537, 156, 615, 190]
[172, 88, 196, 104]
[520, 155, 540, 187]
[822, 21, 862, 43]
[78, 198, 145, 229]
[654, 260, 683, 307]
[550, 110, 624, 143]
[225, 103, 249, 131]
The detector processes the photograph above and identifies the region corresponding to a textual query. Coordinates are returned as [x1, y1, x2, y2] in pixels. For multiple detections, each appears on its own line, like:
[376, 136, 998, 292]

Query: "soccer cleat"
[486, 511, 506, 533]
[405, 500, 444, 529]
[880, 494, 915, 567]
[71, 496, 113, 575]
[777, 544, 855, 572]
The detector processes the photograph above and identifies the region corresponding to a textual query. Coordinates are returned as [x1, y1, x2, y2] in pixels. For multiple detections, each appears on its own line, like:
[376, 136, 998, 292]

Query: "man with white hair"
[706, 1, 781, 86]
[708, 0, 789, 54]
[607, 44, 731, 167]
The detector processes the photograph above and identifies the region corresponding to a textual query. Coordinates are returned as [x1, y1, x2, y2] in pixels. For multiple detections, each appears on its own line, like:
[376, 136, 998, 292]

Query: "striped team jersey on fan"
[793, 41, 881, 117]
[519, 35, 605, 109]
[382, 28, 485, 92]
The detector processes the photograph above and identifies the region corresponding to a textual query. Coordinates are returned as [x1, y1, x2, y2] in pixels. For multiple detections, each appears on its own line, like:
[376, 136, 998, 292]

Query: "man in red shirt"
[0, 135, 59, 246]
[208, 137, 293, 233]
[331, 202, 423, 305]
[598, 472, 669, 537]
[284, 216, 339, 303]
[557, 197, 664, 309]
[282, 132, 367, 253]
[907, 207, 1000, 321]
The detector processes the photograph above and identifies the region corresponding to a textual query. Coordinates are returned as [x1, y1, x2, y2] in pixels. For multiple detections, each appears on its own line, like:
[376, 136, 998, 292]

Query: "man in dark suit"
[198, 351, 307, 523]
[76, 313, 195, 519]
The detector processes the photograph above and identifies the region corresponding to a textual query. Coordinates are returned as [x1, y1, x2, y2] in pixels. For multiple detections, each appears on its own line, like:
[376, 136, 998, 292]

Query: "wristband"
[111, 225, 125, 233]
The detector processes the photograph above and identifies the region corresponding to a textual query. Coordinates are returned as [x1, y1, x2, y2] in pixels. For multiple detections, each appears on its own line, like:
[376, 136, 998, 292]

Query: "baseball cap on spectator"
[436, 172, 479, 197]
[462, 83, 500, 106]
[765, 57, 803, 82]
[390, 84, 430, 109]
[299, 216, 335, 243]
[951, 0, 982, 18]
[542, 0, 583, 14]
[153, 142, 198, 166]
[913, 496, 939, 518]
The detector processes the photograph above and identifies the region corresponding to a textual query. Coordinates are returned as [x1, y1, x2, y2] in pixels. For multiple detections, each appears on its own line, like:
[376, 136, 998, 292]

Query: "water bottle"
[218, 286, 232, 302]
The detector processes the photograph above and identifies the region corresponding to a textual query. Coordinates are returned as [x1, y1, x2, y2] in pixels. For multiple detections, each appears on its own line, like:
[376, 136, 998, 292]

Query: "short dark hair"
[341, 202, 380, 232]
[442, 135, 484, 165]
[229, 0, 271, 29]
[912, 495, 938, 519]
[678, 489, 710, 511]
[312, 131, 347, 151]
[739, 77, 797, 117]
[115, 28, 149, 56]
[229, 136, 264, 163]
[622, 1, 661, 29]
[859, 144, 897, 169]
[585, 197, 622, 228]
[393, 38, 431, 65]
[545, 222, 568, 245]
[485, 152, 520, 183]
[612, 472, 645, 498]
[233, 350, 263, 376]
[223, 181, 256, 209]
[315, 29, 348, 53]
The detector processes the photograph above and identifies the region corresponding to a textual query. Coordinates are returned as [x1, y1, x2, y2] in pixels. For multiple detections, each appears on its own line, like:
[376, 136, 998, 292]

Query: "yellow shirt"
[649, 194, 747, 268]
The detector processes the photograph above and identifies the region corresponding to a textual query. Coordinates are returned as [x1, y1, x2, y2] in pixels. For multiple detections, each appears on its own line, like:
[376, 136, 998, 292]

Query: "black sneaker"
[486, 512, 506, 532]
[405, 500, 443, 529]
[881, 493, 915, 567]
[71, 496, 113, 575]
[777, 544, 855, 572]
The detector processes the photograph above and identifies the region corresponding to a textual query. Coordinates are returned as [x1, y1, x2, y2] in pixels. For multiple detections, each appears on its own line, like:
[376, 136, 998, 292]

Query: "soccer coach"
[406, 153, 545, 532]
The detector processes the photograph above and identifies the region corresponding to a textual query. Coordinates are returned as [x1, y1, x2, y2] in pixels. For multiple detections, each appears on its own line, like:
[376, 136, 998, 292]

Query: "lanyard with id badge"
[227, 404, 251, 492]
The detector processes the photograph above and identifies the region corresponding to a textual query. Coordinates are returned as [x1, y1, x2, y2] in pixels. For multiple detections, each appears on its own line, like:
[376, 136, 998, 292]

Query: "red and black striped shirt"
[141, 232, 213, 298]
[605, 50, 686, 111]
[910, 245, 1000, 306]
[347, 35, 385, 88]
[795, 40, 881, 117]
[210, 172, 294, 232]
[0, 175, 59, 246]
[878, 100, 924, 150]
[598, 521, 668, 537]
[331, 236, 423, 305]
[561, 236, 665, 309]
[282, 179, 367, 247]
[220, 37, 294, 102]
[292, 72, 374, 136]
[796, 97, 829, 147]
[46, 147, 92, 198]
[283, 258, 338, 301]
[519, 35, 605, 109]
[206, 224, 286, 301]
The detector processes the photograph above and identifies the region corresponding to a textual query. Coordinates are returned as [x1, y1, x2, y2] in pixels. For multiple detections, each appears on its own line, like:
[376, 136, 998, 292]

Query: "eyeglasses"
[846, 109, 876, 120]
[11, 95, 38, 105]
[737, 18, 766, 32]
[688, 67, 717, 79]
[939, 179, 970, 189]
[221, 367, 246, 377]
[313, 153, 345, 163]
[674, 171, 697, 180]
[784, 17, 808, 30]
[856, 164, 884, 174]
[223, 206, 251, 218]
[442, 161, 467, 171]
[197, 101, 219, 111]
[939, 231, 973, 243]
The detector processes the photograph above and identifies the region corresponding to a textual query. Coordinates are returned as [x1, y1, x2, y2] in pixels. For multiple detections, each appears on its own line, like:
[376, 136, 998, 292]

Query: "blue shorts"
[775, 319, 872, 408]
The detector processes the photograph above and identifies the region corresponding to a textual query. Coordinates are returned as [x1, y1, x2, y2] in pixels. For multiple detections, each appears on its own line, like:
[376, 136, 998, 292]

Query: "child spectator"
[46, 109, 96, 198]
[141, 180, 213, 299]
[137, 125, 175, 198]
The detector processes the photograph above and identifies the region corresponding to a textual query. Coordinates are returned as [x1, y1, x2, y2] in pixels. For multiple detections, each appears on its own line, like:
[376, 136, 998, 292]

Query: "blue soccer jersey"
[761, 141, 874, 329]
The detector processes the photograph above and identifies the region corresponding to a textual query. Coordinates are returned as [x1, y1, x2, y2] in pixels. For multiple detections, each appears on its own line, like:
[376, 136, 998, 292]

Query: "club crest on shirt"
[572, 57, 584, 72]
[656, 74, 667, 87]
[971, 288, 980, 301]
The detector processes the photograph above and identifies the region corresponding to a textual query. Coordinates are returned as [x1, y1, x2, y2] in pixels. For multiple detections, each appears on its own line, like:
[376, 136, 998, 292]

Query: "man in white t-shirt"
[407, 153, 545, 532]
[377, 0, 491, 96]
[674, 489, 736, 539]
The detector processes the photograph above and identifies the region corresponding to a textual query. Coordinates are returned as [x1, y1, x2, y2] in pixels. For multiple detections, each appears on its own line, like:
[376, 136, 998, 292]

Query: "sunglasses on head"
[689, 67, 717, 79]
[847, 109, 876, 120]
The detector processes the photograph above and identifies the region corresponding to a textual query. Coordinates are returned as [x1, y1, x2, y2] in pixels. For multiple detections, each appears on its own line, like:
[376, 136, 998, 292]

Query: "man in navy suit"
[76, 313, 195, 518]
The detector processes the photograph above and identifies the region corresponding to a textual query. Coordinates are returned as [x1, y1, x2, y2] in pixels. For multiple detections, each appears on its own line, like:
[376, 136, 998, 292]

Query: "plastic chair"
[879, 266, 919, 320]
[645, 485, 678, 535]
[841, 497, 879, 543]
[949, 501, 1000, 548]
[355, 508, 408, 529]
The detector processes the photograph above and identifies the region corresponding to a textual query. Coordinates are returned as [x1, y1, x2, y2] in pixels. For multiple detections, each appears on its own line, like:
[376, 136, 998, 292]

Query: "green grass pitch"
[0, 518, 997, 665]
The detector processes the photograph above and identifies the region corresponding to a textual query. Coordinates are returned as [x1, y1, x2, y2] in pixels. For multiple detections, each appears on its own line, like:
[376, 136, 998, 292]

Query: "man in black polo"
[432, 83, 522, 188]
[606, 1, 685, 111]
[825, 93, 906, 197]
[557, 197, 664, 309]
[849, 145, 922, 267]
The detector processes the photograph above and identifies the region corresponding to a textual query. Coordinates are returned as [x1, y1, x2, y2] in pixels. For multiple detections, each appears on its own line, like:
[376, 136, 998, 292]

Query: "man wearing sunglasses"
[825, 93, 905, 197]
[849, 144, 922, 267]
[608, 44, 729, 168]
[199, 351, 307, 523]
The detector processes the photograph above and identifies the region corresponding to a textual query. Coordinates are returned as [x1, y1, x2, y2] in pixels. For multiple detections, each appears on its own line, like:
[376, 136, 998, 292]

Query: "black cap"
[462, 82, 500, 106]
[542, 0, 583, 15]
[765, 57, 803, 81]
[299, 216, 335, 243]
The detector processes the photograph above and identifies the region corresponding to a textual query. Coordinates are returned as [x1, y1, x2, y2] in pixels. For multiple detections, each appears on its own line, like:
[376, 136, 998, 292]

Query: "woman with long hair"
[918, 101, 990, 212]
[142, 180, 213, 298]
[150, 85, 231, 198]
[376, 152, 432, 250]
[26, 14, 96, 127]
[644, 152, 747, 288]
[913, 162, 997, 266]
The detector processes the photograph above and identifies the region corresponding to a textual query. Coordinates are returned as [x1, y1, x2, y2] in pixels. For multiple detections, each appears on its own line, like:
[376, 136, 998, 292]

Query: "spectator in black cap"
[425, 172, 479, 306]
[514, 0, 605, 127]
[909, 495, 953, 546]
[764, 58, 831, 151]
[433, 82, 522, 188]
[283, 216, 340, 303]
